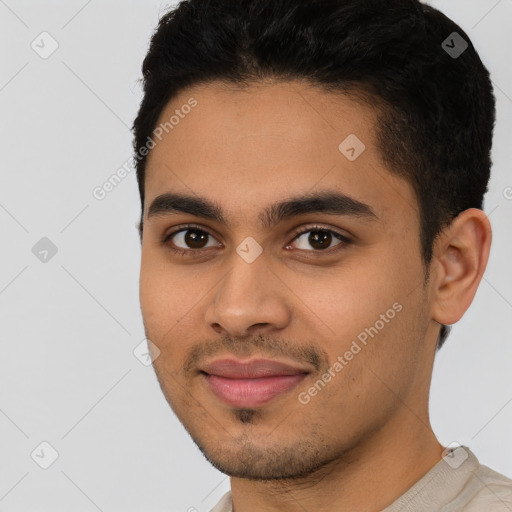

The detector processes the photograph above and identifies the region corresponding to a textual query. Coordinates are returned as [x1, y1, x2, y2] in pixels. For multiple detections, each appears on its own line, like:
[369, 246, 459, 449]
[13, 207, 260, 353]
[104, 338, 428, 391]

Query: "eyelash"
[162, 223, 352, 258]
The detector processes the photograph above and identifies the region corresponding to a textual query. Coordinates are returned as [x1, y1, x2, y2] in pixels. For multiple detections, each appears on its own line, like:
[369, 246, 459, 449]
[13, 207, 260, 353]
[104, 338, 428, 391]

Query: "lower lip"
[202, 373, 307, 407]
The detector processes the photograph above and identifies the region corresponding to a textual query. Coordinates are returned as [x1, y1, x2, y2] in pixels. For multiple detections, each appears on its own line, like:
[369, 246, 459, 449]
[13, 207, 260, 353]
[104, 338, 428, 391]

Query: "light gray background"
[0, 1, 510, 511]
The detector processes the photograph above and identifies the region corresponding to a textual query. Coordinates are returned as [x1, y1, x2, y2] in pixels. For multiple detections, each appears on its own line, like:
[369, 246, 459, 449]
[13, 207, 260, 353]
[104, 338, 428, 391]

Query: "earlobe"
[430, 208, 492, 326]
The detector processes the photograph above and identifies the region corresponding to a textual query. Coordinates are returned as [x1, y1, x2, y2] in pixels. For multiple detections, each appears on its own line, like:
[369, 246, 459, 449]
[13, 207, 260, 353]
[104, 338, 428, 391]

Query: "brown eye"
[182, 229, 209, 249]
[290, 228, 349, 252]
[307, 230, 333, 250]
[164, 227, 221, 252]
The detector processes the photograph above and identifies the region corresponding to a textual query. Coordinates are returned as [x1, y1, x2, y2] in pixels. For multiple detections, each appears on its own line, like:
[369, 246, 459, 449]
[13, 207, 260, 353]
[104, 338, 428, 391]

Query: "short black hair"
[132, 0, 496, 351]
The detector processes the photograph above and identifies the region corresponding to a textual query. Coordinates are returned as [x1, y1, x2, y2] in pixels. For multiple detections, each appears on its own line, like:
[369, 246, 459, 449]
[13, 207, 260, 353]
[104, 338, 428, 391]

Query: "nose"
[204, 251, 292, 338]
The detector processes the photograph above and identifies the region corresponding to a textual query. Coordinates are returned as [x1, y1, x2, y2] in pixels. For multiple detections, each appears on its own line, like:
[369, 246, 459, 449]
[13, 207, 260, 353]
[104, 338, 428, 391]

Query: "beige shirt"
[210, 447, 512, 511]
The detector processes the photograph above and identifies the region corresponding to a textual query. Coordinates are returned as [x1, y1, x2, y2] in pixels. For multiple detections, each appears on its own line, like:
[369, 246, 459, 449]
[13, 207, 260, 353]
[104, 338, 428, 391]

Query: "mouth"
[200, 357, 310, 408]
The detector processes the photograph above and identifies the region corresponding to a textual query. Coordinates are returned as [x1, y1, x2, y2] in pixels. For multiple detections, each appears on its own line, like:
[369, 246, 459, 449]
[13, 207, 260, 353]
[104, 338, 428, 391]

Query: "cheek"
[139, 247, 212, 348]
[139, 250, 163, 320]
[309, 297, 426, 427]
[301, 245, 424, 366]
[139, 248, 180, 338]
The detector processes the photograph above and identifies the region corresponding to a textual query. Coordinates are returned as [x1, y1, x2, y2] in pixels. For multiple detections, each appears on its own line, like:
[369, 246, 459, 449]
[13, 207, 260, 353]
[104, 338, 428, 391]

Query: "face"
[139, 79, 437, 480]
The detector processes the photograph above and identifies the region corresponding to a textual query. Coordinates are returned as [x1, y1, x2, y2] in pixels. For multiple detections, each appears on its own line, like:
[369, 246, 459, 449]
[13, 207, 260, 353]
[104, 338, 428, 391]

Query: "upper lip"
[201, 358, 311, 378]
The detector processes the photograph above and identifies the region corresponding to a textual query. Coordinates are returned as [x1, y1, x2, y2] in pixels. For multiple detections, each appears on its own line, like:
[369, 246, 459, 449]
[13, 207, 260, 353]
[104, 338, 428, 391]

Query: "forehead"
[143, 80, 418, 228]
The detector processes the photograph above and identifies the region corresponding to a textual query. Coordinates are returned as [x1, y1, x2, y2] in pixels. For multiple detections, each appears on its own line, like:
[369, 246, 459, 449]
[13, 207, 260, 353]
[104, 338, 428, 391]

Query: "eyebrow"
[146, 190, 378, 229]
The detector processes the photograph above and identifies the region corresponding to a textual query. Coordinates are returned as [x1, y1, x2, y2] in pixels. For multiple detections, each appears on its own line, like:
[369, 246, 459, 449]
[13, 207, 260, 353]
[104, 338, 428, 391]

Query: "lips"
[201, 358, 310, 407]
[201, 358, 310, 378]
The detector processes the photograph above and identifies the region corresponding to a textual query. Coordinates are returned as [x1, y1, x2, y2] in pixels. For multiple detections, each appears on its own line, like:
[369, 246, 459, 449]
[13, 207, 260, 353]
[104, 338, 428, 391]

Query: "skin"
[139, 79, 492, 512]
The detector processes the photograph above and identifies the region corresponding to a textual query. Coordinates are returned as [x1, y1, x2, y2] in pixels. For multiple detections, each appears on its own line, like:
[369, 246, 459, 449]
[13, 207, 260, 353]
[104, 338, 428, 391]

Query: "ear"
[429, 208, 492, 326]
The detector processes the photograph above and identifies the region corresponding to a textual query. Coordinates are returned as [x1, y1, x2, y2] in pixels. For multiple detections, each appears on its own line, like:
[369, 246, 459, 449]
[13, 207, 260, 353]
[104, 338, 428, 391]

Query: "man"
[132, 0, 512, 510]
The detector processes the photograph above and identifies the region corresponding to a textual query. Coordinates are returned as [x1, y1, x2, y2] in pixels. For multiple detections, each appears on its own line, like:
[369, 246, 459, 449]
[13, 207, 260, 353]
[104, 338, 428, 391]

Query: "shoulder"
[454, 463, 512, 511]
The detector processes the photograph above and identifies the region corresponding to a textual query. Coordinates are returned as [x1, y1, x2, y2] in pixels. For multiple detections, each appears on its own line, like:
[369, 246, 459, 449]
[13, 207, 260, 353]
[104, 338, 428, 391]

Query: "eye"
[162, 223, 351, 256]
[287, 225, 351, 253]
[163, 224, 221, 255]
